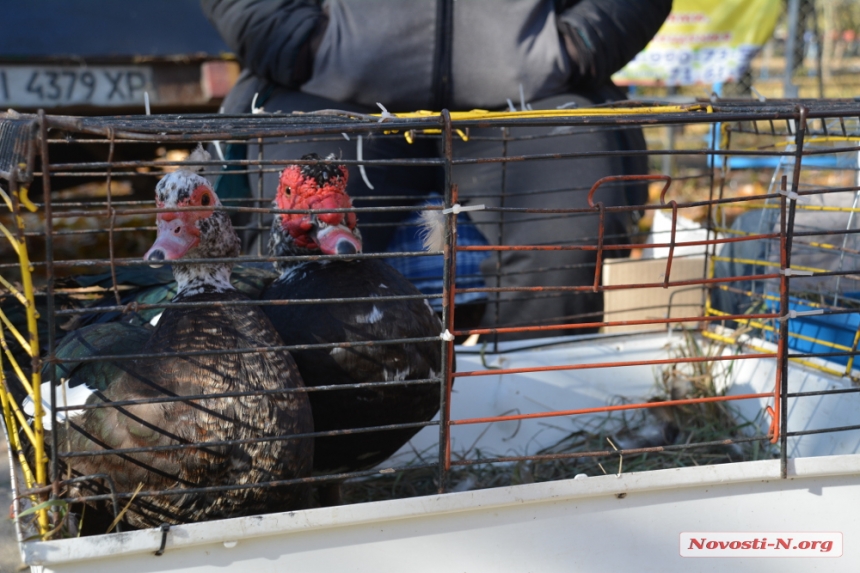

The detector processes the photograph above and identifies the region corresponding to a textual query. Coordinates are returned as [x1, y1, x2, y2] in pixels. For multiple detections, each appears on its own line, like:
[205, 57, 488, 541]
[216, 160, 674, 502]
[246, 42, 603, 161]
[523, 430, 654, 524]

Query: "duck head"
[268, 153, 363, 273]
[145, 169, 240, 296]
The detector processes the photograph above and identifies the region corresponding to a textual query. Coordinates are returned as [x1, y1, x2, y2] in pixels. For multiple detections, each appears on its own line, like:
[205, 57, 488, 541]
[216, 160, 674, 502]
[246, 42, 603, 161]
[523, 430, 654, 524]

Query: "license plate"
[0, 65, 154, 108]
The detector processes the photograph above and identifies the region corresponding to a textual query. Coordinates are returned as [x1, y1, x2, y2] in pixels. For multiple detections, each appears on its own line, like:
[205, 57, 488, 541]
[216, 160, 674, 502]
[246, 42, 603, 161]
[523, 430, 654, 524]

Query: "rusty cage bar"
[2, 99, 860, 539]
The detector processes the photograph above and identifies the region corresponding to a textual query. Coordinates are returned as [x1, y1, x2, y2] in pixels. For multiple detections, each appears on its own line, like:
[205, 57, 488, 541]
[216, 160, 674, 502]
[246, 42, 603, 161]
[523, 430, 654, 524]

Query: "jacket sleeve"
[556, 0, 673, 87]
[200, 0, 323, 87]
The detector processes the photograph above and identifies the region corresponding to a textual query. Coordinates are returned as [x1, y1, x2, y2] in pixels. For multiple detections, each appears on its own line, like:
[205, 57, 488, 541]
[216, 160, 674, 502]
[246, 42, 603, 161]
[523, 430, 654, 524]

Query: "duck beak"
[144, 214, 200, 267]
[316, 225, 362, 256]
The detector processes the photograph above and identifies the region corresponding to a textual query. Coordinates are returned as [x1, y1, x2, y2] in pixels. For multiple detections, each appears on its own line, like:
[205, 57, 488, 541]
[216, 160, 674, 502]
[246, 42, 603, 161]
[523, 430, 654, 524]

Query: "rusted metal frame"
[45, 335, 443, 364]
[493, 126, 510, 353]
[43, 144, 835, 174]
[451, 390, 773, 425]
[787, 424, 860, 437]
[31, 113, 689, 143]
[453, 312, 778, 338]
[45, 138, 254, 145]
[29, 103, 860, 138]
[446, 147, 803, 169]
[791, 269, 860, 279]
[451, 434, 773, 468]
[40, 217, 429, 232]
[42, 187, 790, 220]
[665, 285, 708, 337]
[44, 155, 445, 171]
[787, 225, 860, 241]
[438, 109, 456, 493]
[46, 250, 439, 270]
[29, 227, 155, 238]
[452, 352, 773, 380]
[788, 385, 860, 398]
[26, 215, 430, 237]
[454, 111, 856, 130]
[38, 111, 61, 500]
[451, 299, 707, 333]
[663, 201, 679, 288]
[778, 107, 807, 478]
[52, 179, 859, 225]
[585, 176, 656, 293]
[49, 203, 433, 218]
[39, 225, 772, 258]
[592, 202, 606, 292]
[703, 119, 724, 325]
[256, 136, 264, 256]
[459, 272, 781, 295]
[461, 174, 707, 202]
[53, 294, 440, 318]
[43, 118, 434, 142]
[454, 228, 837, 255]
[104, 130, 123, 307]
[67, 462, 440, 505]
[58, 420, 438, 459]
[458, 123, 646, 147]
[54, 377, 443, 412]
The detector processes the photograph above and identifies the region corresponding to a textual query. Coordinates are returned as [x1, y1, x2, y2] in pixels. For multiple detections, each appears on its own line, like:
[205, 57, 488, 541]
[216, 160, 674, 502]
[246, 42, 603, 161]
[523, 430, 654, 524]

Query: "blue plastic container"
[764, 294, 860, 366]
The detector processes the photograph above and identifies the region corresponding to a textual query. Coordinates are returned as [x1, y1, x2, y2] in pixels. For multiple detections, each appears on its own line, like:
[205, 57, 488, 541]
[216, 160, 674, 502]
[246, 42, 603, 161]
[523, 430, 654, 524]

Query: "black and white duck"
[260, 154, 444, 502]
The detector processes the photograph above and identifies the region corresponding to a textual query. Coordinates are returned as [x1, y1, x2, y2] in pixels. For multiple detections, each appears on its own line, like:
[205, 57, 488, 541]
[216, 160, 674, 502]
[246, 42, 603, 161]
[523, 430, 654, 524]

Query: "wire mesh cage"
[2, 100, 860, 545]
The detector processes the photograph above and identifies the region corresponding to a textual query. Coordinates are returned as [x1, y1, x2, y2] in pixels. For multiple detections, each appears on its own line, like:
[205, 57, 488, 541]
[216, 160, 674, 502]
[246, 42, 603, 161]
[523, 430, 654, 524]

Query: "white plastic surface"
[14, 331, 860, 572]
[24, 455, 860, 572]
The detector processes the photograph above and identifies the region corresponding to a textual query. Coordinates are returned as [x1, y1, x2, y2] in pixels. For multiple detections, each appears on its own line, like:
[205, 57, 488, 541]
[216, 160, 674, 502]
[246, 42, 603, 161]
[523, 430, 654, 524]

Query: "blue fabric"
[385, 199, 490, 310]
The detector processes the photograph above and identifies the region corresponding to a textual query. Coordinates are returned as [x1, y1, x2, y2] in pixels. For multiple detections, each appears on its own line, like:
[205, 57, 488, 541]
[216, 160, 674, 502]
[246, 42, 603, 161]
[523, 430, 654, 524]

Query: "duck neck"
[269, 227, 315, 275]
[173, 262, 235, 299]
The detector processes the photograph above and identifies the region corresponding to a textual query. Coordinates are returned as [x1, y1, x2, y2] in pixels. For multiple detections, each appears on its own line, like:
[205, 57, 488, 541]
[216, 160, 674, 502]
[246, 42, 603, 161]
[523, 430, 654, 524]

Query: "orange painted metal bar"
[453, 352, 777, 378]
[453, 312, 778, 337]
[456, 231, 781, 251]
[456, 273, 782, 295]
[450, 392, 774, 426]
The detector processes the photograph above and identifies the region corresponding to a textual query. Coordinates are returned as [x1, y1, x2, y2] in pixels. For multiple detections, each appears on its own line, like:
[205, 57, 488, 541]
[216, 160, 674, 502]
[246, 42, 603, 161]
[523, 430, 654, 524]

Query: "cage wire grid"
[1, 101, 860, 539]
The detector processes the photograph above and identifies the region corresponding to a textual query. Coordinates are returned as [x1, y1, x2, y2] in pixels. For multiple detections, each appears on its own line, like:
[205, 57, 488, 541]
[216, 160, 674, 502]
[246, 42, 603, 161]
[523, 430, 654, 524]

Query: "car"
[1, 0, 237, 114]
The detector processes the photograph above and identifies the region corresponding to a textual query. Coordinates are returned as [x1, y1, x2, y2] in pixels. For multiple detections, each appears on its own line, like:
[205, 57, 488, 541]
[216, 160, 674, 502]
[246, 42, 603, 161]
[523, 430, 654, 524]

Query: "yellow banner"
[614, 0, 782, 86]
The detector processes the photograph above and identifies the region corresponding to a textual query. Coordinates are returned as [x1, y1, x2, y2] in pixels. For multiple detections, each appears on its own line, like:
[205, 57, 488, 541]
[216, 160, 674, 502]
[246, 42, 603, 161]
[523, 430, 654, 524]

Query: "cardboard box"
[601, 255, 706, 333]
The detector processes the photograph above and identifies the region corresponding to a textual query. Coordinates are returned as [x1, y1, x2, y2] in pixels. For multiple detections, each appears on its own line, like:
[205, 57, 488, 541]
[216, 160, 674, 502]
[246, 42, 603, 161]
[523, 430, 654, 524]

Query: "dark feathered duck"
[261, 154, 444, 498]
[24, 168, 313, 531]
[66, 263, 278, 330]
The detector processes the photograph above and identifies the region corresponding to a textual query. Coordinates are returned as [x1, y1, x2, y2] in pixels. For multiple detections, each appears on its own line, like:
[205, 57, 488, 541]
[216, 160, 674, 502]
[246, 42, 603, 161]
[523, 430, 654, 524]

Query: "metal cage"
[2, 100, 860, 558]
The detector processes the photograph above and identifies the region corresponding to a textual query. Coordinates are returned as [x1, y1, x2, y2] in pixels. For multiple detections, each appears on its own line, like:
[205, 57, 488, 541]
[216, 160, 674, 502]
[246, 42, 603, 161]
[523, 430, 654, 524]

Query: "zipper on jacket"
[432, 0, 454, 110]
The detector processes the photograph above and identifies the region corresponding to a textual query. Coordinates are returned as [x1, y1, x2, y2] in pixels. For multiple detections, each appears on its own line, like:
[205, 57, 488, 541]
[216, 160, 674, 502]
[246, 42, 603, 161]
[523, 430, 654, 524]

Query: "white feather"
[22, 379, 93, 432]
[185, 143, 211, 173]
[418, 208, 446, 252]
[355, 305, 384, 324]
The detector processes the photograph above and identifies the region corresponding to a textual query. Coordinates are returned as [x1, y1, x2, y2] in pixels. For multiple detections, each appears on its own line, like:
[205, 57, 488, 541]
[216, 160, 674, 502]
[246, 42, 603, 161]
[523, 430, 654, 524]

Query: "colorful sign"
[613, 0, 782, 86]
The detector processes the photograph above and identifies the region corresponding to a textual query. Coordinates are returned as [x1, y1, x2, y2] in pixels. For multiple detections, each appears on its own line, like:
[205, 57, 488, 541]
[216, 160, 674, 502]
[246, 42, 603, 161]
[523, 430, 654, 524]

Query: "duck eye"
[201, 193, 211, 206]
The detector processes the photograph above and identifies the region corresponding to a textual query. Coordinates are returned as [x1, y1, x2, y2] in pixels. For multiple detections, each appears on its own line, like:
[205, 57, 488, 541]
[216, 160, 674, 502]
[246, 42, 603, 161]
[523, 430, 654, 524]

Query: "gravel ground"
[0, 439, 23, 573]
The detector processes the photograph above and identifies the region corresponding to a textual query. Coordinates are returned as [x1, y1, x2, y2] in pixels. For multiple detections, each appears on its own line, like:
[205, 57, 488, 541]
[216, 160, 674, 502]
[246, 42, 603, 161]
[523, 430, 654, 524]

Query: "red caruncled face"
[276, 163, 357, 250]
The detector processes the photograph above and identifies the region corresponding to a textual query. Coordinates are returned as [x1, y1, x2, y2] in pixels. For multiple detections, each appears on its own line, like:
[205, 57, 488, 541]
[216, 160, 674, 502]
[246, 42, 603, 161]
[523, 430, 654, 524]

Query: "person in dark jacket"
[201, 0, 672, 338]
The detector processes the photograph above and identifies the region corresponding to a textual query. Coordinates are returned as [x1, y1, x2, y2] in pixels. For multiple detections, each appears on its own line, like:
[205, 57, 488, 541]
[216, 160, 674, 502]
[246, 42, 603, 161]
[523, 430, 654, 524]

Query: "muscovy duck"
[66, 263, 278, 330]
[24, 168, 313, 531]
[260, 154, 445, 495]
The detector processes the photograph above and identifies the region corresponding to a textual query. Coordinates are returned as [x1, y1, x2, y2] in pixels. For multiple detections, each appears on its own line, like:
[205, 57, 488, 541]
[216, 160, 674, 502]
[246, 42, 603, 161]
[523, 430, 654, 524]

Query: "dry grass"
[343, 329, 777, 505]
